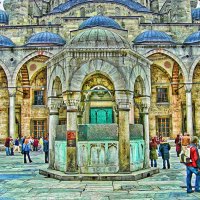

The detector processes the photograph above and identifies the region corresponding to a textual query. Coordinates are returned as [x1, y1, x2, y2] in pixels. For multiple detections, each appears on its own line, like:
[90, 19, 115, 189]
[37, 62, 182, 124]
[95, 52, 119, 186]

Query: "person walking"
[23, 139, 32, 163]
[149, 138, 158, 167]
[14, 137, 20, 153]
[175, 134, 182, 157]
[159, 139, 171, 169]
[43, 137, 49, 163]
[185, 136, 200, 193]
[33, 138, 39, 151]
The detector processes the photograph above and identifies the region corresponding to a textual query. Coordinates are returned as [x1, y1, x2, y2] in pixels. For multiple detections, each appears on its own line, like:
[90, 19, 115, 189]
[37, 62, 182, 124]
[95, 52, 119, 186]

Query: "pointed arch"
[0, 60, 12, 87]
[69, 59, 126, 91]
[145, 49, 188, 81]
[12, 51, 53, 86]
[48, 64, 66, 97]
[189, 57, 200, 82]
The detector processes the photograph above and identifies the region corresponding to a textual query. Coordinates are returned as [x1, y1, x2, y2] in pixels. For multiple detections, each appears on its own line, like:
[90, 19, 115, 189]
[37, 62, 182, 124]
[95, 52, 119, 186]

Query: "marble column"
[118, 101, 130, 172]
[8, 88, 16, 139]
[48, 98, 60, 169]
[185, 85, 193, 136]
[140, 97, 150, 168]
[66, 99, 79, 173]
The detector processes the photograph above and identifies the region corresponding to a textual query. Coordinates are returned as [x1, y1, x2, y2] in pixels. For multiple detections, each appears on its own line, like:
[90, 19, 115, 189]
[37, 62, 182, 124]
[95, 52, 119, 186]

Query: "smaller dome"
[134, 30, 174, 44]
[192, 8, 200, 20]
[79, 15, 122, 30]
[69, 28, 130, 49]
[26, 31, 66, 46]
[0, 35, 15, 47]
[0, 9, 8, 24]
[184, 31, 200, 44]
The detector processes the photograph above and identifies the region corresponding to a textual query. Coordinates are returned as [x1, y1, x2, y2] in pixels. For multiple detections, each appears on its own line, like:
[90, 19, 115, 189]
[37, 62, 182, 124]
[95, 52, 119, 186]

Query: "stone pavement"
[0, 148, 200, 200]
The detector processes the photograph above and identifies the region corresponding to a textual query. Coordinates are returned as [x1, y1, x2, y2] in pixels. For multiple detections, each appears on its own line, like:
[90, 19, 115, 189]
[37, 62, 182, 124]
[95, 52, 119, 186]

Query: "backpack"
[180, 146, 192, 164]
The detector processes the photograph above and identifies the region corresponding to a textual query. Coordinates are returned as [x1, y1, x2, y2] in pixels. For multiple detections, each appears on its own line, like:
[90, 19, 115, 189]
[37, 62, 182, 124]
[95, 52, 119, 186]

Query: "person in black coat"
[43, 137, 49, 163]
[159, 139, 171, 169]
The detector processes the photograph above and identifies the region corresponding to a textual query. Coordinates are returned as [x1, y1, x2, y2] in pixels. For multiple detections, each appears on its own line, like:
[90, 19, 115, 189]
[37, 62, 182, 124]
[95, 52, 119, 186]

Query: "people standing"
[182, 133, 191, 150]
[23, 139, 32, 163]
[33, 138, 39, 151]
[43, 137, 49, 163]
[10, 138, 14, 156]
[185, 136, 200, 193]
[149, 138, 158, 167]
[175, 134, 182, 157]
[4, 137, 10, 156]
[14, 137, 20, 153]
[159, 139, 171, 169]
[39, 136, 43, 152]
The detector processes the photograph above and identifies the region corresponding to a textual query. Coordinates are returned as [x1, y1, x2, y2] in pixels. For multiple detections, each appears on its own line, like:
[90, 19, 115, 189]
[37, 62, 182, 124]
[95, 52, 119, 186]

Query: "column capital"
[116, 99, 130, 111]
[8, 88, 16, 97]
[65, 99, 80, 112]
[48, 97, 62, 114]
[185, 83, 192, 93]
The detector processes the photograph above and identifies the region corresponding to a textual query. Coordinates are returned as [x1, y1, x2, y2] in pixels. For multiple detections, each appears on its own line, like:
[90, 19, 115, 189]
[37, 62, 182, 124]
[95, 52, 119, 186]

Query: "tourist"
[182, 133, 191, 150]
[14, 137, 20, 153]
[149, 138, 158, 167]
[4, 137, 10, 156]
[39, 136, 43, 152]
[159, 139, 171, 169]
[23, 139, 32, 163]
[175, 134, 182, 157]
[33, 137, 39, 151]
[9, 137, 14, 156]
[185, 136, 200, 193]
[43, 136, 49, 163]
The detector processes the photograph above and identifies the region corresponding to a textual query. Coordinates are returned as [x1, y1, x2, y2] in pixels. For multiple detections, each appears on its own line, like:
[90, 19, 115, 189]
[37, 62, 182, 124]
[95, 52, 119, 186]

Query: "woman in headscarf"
[149, 138, 158, 167]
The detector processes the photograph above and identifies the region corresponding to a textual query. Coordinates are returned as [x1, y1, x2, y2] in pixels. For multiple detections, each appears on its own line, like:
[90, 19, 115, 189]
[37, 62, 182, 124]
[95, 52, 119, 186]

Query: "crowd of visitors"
[4, 135, 49, 164]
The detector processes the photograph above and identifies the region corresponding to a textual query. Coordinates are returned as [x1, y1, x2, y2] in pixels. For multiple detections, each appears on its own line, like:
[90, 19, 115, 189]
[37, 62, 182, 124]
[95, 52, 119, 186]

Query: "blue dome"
[0, 35, 15, 47]
[134, 30, 174, 44]
[79, 15, 122, 30]
[0, 9, 8, 24]
[26, 32, 66, 46]
[51, 0, 150, 14]
[192, 8, 200, 20]
[184, 31, 200, 44]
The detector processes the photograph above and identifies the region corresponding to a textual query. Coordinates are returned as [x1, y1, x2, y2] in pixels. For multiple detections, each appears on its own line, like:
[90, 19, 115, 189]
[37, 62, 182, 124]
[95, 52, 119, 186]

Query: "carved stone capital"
[65, 99, 80, 112]
[48, 98, 62, 114]
[116, 99, 130, 111]
[185, 84, 192, 93]
[8, 88, 16, 97]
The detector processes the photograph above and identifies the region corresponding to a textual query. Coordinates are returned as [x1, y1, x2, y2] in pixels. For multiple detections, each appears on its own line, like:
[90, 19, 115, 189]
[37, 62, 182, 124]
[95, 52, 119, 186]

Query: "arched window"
[97, 5, 104, 15]
[115, 7, 120, 16]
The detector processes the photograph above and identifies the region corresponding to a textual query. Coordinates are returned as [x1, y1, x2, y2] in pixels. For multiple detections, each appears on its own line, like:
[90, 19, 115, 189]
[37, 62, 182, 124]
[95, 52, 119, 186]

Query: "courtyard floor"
[0, 147, 199, 200]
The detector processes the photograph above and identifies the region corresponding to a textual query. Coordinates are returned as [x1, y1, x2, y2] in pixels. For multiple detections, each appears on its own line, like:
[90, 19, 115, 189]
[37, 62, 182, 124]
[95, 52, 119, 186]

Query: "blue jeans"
[186, 166, 200, 192]
[150, 159, 157, 167]
[5, 147, 10, 156]
[163, 159, 170, 168]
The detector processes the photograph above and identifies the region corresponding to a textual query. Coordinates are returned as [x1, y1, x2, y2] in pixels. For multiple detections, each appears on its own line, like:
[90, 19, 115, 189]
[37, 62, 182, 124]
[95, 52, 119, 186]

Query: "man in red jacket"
[186, 136, 200, 193]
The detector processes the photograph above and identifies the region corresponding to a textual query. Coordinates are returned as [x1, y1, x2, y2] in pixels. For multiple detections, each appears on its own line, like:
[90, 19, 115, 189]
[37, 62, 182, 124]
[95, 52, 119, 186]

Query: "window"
[157, 117, 170, 137]
[34, 90, 44, 105]
[33, 120, 47, 138]
[157, 88, 168, 103]
[80, 7, 85, 17]
[59, 119, 66, 125]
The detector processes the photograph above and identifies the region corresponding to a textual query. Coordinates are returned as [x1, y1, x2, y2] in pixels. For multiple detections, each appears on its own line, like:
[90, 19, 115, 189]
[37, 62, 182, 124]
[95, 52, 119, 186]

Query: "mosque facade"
[1, 0, 200, 172]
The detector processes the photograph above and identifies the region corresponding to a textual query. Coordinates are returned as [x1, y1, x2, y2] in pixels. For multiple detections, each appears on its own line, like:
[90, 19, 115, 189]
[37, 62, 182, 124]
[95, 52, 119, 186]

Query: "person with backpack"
[159, 139, 171, 169]
[185, 136, 200, 193]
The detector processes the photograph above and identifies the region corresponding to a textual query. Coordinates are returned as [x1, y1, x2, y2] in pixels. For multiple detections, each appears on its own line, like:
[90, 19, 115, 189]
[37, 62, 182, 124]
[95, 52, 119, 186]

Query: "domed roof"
[134, 30, 174, 44]
[0, 35, 15, 47]
[184, 31, 200, 44]
[192, 8, 200, 20]
[69, 28, 130, 49]
[0, 9, 8, 24]
[26, 31, 66, 46]
[51, 0, 150, 14]
[79, 15, 122, 30]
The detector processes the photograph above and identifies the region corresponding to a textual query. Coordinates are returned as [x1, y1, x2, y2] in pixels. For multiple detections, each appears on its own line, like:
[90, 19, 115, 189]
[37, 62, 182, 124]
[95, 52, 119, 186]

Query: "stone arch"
[189, 57, 200, 82]
[48, 64, 66, 97]
[0, 60, 12, 87]
[70, 59, 126, 91]
[12, 51, 53, 86]
[130, 65, 151, 96]
[145, 49, 188, 81]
